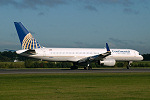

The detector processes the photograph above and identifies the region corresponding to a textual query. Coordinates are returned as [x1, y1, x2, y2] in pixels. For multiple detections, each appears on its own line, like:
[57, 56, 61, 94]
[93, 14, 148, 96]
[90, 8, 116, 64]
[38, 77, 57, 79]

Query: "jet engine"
[99, 58, 116, 66]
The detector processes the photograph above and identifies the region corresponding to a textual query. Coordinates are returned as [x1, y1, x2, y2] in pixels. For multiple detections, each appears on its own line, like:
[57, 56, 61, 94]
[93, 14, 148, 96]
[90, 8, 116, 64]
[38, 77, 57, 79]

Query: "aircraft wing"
[77, 43, 111, 63]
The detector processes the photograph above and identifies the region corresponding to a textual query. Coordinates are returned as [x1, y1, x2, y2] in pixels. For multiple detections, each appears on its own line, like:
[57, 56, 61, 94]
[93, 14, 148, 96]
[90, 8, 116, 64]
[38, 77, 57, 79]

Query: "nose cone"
[139, 55, 143, 61]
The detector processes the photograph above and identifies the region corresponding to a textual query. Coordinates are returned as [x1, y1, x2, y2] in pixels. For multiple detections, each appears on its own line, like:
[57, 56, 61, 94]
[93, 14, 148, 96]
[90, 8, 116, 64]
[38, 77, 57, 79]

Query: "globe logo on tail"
[22, 33, 41, 49]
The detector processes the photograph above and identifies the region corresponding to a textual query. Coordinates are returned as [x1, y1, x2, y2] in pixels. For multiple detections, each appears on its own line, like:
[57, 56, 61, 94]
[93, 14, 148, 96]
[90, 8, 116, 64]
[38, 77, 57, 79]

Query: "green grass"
[0, 73, 150, 100]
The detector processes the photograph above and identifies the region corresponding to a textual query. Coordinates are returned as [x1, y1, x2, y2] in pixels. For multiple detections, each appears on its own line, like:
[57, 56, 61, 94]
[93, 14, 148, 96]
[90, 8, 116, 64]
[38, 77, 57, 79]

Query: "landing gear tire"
[84, 66, 92, 70]
[127, 65, 130, 69]
[88, 66, 92, 70]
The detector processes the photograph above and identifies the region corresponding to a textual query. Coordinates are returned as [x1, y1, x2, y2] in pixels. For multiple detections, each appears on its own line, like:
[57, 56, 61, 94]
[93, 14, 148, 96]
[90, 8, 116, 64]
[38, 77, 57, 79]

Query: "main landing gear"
[84, 62, 92, 70]
[70, 62, 92, 70]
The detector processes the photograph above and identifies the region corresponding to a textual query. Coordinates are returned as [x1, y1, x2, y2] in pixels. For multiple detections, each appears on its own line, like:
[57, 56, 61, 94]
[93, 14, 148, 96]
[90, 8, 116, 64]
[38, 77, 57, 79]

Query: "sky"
[0, 0, 150, 54]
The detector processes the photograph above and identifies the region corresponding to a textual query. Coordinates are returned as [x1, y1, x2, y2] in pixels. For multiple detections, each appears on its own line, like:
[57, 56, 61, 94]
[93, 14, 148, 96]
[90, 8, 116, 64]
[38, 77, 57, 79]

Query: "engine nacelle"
[100, 59, 116, 66]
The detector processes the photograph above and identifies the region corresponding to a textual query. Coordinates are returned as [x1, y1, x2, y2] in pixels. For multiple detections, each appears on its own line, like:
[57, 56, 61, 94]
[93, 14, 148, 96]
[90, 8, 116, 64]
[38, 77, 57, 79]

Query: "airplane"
[14, 22, 143, 69]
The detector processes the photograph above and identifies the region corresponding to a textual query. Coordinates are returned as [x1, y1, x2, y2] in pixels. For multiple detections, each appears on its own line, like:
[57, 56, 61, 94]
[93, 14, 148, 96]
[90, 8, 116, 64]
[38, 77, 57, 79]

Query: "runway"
[0, 68, 150, 74]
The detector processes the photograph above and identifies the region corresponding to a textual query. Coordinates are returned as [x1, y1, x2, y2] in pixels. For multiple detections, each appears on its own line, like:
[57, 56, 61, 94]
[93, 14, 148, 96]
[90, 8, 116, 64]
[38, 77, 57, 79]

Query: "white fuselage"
[16, 48, 143, 62]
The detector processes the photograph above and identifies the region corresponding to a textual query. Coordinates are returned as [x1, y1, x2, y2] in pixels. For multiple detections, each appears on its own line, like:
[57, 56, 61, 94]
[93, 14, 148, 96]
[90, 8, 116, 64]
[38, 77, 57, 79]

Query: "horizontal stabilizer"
[22, 49, 36, 55]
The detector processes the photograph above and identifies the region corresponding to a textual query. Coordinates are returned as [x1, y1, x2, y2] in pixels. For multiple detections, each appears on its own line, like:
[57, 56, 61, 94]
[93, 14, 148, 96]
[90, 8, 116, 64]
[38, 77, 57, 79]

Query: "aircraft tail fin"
[14, 22, 42, 49]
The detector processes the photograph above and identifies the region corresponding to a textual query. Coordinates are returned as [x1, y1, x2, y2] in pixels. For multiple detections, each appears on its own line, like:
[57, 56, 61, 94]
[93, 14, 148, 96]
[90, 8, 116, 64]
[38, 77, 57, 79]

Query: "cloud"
[38, 12, 45, 16]
[108, 37, 141, 49]
[80, 0, 134, 6]
[109, 37, 145, 45]
[73, 41, 104, 48]
[0, 0, 16, 6]
[22, 0, 67, 9]
[123, 8, 139, 14]
[109, 37, 129, 46]
[0, 41, 20, 51]
[29, 30, 36, 34]
[84, 5, 98, 12]
[0, 0, 135, 9]
[108, 37, 146, 52]
[0, 0, 147, 14]
[75, 0, 142, 14]
[73, 41, 88, 48]
[0, 0, 67, 9]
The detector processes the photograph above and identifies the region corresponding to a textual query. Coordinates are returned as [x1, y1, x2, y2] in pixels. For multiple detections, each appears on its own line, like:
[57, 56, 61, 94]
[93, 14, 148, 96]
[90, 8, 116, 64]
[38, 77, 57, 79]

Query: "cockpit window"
[134, 51, 139, 55]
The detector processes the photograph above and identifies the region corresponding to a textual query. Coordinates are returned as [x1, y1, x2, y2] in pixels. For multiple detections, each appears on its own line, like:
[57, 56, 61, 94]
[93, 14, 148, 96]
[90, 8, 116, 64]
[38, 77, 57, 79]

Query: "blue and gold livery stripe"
[22, 33, 41, 49]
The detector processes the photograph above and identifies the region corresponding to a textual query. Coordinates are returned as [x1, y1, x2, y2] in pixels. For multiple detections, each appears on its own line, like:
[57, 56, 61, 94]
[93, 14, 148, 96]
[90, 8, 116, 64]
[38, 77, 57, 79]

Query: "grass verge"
[0, 73, 150, 100]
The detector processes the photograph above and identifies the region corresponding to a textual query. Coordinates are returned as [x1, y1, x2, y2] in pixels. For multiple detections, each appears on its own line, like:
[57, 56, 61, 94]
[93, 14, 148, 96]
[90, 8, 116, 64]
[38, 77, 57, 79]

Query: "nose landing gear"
[127, 61, 132, 69]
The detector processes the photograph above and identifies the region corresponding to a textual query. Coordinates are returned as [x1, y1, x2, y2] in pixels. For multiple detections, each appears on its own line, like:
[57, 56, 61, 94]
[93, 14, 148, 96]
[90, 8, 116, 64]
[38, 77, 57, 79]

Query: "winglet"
[106, 43, 110, 52]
